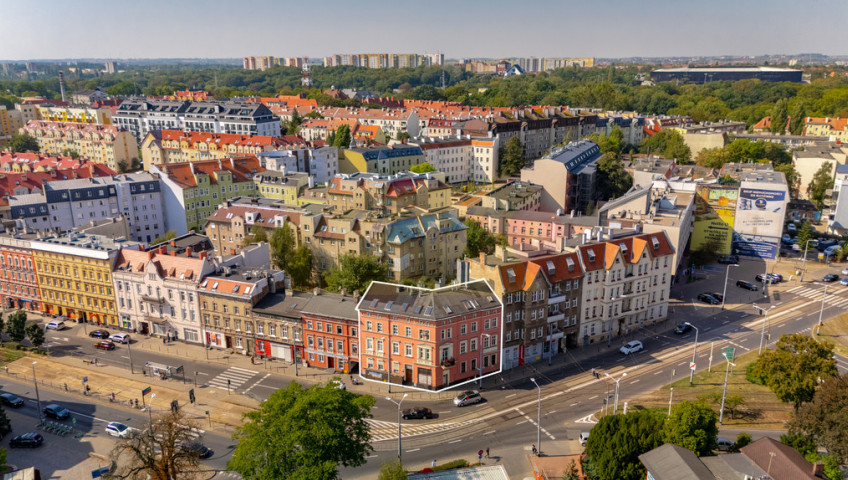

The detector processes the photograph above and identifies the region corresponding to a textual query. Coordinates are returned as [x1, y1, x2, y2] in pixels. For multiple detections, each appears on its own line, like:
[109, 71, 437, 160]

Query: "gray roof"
[465, 206, 511, 218]
[300, 292, 359, 320]
[409, 465, 510, 480]
[639, 443, 717, 480]
[599, 185, 652, 214]
[542, 140, 602, 174]
[252, 291, 312, 320]
[358, 280, 499, 321]
[701, 453, 769, 480]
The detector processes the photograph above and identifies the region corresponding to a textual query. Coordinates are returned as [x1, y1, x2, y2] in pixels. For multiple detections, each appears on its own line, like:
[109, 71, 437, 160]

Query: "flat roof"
[653, 66, 801, 73]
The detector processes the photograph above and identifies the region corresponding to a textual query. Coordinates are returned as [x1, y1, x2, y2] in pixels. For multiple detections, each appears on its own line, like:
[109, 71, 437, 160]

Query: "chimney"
[199, 251, 208, 260]
[353, 290, 360, 302]
[170, 240, 176, 247]
[159, 245, 167, 255]
[479, 251, 486, 265]
[186, 246, 193, 257]
[171, 251, 176, 256]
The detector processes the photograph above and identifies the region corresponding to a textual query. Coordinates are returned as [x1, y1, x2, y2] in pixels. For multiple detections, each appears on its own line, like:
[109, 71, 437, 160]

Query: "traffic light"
[189, 389, 195, 404]
[170, 399, 179, 412]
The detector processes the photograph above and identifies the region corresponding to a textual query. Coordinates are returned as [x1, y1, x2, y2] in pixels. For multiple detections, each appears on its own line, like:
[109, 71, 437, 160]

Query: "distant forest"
[3, 64, 848, 128]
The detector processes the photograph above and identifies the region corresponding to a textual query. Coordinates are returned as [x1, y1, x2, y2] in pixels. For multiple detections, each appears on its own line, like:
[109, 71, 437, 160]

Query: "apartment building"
[140, 130, 309, 171]
[520, 140, 602, 213]
[35, 105, 113, 125]
[151, 157, 264, 234]
[467, 250, 584, 369]
[0, 232, 42, 312]
[356, 280, 502, 391]
[20, 121, 139, 171]
[257, 146, 339, 183]
[479, 181, 543, 212]
[113, 99, 280, 142]
[322, 108, 420, 139]
[205, 200, 319, 255]
[409, 136, 473, 184]
[301, 291, 359, 372]
[326, 171, 451, 213]
[792, 143, 848, 197]
[322, 53, 443, 68]
[198, 265, 285, 354]
[383, 209, 467, 281]
[251, 290, 310, 363]
[339, 145, 425, 176]
[0, 105, 24, 141]
[243, 56, 276, 71]
[506, 210, 596, 247]
[254, 170, 311, 204]
[32, 233, 140, 326]
[576, 232, 674, 346]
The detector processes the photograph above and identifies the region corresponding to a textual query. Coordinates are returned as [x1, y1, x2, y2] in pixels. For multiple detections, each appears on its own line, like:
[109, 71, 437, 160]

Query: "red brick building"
[301, 292, 359, 373]
[357, 280, 502, 391]
[0, 233, 42, 312]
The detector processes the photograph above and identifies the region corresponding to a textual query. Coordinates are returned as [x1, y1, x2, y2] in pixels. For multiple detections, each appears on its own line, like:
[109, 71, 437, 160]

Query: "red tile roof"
[155, 157, 264, 189]
[159, 130, 307, 149]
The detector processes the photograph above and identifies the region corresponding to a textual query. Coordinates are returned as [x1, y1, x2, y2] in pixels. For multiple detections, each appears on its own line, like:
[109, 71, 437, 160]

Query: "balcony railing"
[440, 358, 455, 367]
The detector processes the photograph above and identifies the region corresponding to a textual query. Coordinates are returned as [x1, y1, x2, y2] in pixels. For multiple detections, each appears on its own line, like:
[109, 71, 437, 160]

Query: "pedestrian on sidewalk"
[4, 365, 7, 374]
[478, 450, 483, 464]
[431, 459, 436, 468]
[486, 447, 489, 458]
[531, 444, 537, 455]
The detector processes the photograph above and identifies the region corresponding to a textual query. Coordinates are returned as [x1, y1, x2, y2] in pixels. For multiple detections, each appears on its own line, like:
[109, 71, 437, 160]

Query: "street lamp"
[686, 322, 699, 386]
[721, 264, 739, 310]
[754, 304, 776, 354]
[801, 239, 816, 280]
[604, 372, 627, 414]
[127, 337, 134, 374]
[478, 333, 492, 388]
[530, 377, 541, 457]
[147, 393, 156, 426]
[385, 394, 408, 462]
[32, 362, 42, 421]
[718, 360, 737, 424]
[814, 282, 828, 327]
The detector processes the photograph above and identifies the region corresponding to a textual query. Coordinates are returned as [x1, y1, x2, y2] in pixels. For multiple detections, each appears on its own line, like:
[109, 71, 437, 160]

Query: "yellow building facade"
[36, 105, 112, 125]
[20, 121, 138, 171]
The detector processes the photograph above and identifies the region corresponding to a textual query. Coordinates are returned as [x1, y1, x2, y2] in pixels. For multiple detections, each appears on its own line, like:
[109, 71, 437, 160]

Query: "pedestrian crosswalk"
[367, 417, 481, 442]
[786, 285, 848, 307]
[207, 367, 258, 392]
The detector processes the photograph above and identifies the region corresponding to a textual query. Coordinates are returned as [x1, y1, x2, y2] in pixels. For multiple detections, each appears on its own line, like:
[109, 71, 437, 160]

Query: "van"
[579, 432, 590, 446]
[716, 437, 733, 452]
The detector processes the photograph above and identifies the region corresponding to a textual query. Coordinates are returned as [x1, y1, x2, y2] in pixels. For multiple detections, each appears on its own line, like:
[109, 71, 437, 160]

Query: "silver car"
[453, 390, 482, 407]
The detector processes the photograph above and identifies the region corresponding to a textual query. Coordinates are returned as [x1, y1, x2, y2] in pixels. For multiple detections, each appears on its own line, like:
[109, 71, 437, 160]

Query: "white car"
[328, 379, 346, 390]
[787, 223, 797, 232]
[105, 422, 134, 438]
[841, 267, 848, 275]
[792, 244, 802, 252]
[45, 321, 66, 330]
[619, 340, 644, 355]
[110, 333, 130, 344]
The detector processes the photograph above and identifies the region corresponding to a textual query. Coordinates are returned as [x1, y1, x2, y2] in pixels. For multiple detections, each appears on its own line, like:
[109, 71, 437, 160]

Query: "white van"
[716, 437, 733, 451]
[579, 432, 590, 446]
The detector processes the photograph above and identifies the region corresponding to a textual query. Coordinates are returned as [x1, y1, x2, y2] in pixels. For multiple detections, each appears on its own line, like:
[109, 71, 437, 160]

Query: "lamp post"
[127, 337, 134, 374]
[815, 282, 828, 327]
[147, 393, 156, 426]
[478, 333, 492, 388]
[721, 264, 739, 310]
[604, 372, 627, 414]
[385, 394, 408, 462]
[668, 387, 674, 416]
[762, 264, 769, 297]
[686, 322, 699, 386]
[718, 360, 737, 424]
[530, 377, 541, 456]
[32, 362, 42, 421]
[754, 304, 776, 354]
[801, 239, 815, 281]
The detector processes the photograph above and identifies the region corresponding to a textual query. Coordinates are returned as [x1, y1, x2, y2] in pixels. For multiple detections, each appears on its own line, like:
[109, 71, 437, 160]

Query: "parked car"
[579, 432, 590, 446]
[674, 323, 692, 335]
[718, 255, 739, 265]
[45, 321, 65, 331]
[402, 407, 434, 420]
[823, 273, 840, 283]
[110, 333, 130, 344]
[770, 273, 784, 282]
[736, 280, 758, 291]
[810, 240, 820, 248]
[839, 277, 848, 286]
[697, 293, 720, 305]
[9, 432, 43, 448]
[181, 441, 213, 459]
[42, 404, 70, 420]
[782, 234, 792, 244]
[89, 330, 110, 339]
[94, 341, 115, 351]
[716, 437, 733, 452]
[619, 340, 643, 355]
[755, 274, 778, 284]
[841, 267, 848, 275]
[105, 422, 134, 438]
[710, 292, 724, 302]
[787, 223, 797, 232]
[0, 393, 24, 408]
[792, 244, 802, 251]
[825, 245, 840, 256]
[818, 239, 837, 251]
[453, 390, 483, 407]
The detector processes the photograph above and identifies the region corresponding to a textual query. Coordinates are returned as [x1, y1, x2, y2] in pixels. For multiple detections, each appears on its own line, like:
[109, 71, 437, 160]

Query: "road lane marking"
[505, 393, 516, 398]
[406, 448, 420, 452]
[588, 395, 598, 400]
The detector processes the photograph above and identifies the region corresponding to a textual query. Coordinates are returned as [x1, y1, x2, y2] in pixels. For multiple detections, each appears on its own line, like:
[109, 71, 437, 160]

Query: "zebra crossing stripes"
[207, 366, 259, 392]
[786, 286, 848, 306]
[366, 417, 482, 442]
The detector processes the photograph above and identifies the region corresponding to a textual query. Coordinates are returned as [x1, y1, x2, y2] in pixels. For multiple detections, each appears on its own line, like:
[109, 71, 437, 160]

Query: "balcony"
[440, 357, 455, 368]
[547, 313, 565, 323]
[548, 293, 564, 305]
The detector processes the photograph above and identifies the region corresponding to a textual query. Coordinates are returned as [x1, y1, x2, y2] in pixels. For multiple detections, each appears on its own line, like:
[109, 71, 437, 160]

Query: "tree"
[377, 459, 408, 480]
[464, 219, 497, 258]
[324, 254, 389, 294]
[242, 224, 269, 247]
[152, 231, 176, 245]
[395, 131, 410, 141]
[734, 432, 752, 451]
[284, 109, 303, 136]
[770, 98, 789, 134]
[332, 124, 352, 148]
[269, 224, 296, 273]
[747, 333, 838, 413]
[639, 130, 691, 163]
[0, 405, 11, 439]
[597, 152, 633, 199]
[808, 163, 834, 210]
[562, 459, 580, 480]
[5, 311, 26, 343]
[25, 323, 44, 348]
[662, 400, 718, 456]
[789, 102, 808, 135]
[8, 134, 39, 153]
[61, 148, 80, 159]
[289, 245, 313, 289]
[498, 136, 525, 177]
[229, 381, 375, 480]
[796, 222, 814, 252]
[791, 374, 848, 463]
[110, 409, 201, 480]
[691, 238, 720, 267]
[584, 409, 665, 480]
[409, 162, 436, 174]
[775, 163, 801, 198]
[723, 394, 747, 420]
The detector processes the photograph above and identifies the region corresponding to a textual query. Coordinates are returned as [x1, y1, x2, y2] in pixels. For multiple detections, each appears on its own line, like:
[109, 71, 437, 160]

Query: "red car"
[94, 341, 115, 351]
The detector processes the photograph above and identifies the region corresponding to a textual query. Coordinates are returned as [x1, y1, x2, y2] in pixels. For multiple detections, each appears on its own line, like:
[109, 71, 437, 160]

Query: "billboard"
[692, 186, 738, 254]
[732, 233, 780, 259]
[735, 188, 786, 238]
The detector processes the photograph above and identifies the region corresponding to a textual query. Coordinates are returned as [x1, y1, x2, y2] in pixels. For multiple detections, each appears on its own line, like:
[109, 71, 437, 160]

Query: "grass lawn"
[813, 313, 848, 359]
[603, 350, 793, 429]
[0, 347, 26, 364]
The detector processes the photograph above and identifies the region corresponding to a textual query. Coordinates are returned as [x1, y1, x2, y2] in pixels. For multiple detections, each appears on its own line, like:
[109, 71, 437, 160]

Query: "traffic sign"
[724, 347, 735, 361]
[689, 362, 696, 370]
[175, 365, 184, 374]
[141, 386, 152, 396]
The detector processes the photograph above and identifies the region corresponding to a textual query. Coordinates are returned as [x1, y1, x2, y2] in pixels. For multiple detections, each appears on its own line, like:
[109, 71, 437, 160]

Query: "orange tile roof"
[115, 248, 206, 282]
[159, 130, 307, 149]
[155, 157, 264, 189]
[498, 263, 527, 293]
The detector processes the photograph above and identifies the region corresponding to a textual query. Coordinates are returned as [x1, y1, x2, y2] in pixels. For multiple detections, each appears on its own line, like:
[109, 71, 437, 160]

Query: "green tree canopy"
[325, 254, 389, 294]
[597, 152, 633, 200]
[289, 245, 314, 289]
[775, 163, 801, 198]
[639, 130, 691, 163]
[243, 224, 269, 247]
[662, 400, 719, 456]
[377, 459, 408, 480]
[796, 222, 814, 251]
[332, 124, 352, 148]
[747, 333, 838, 412]
[584, 409, 665, 480]
[24, 323, 44, 348]
[464, 218, 497, 258]
[770, 98, 789, 134]
[270, 224, 296, 272]
[409, 162, 436, 173]
[789, 101, 808, 135]
[8, 134, 39, 153]
[5, 311, 26, 343]
[498, 136, 525, 177]
[808, 163, 834, 210]
[229, 380, 375, 480]
[790, 373, 848, 463]
[152, 231, 177, 245]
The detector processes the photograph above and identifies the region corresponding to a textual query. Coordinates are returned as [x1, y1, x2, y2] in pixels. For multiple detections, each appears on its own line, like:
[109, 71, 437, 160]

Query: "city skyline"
[1, 0, 847, 61]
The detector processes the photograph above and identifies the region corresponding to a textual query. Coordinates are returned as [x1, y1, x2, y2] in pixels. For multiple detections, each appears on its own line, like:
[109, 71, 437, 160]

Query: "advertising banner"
[732, 233, 780, 259]
[692, 186, 737, 254]
[735, 188, 787, 238]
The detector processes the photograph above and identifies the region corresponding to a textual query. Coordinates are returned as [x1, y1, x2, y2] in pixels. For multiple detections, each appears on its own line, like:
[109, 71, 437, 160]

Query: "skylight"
[384, 301, 394, 311]
[370, 299, 379, 308]
[212, 282, 219, 290]
[546, 260, 555, 275]
[506, 268, 516, 282]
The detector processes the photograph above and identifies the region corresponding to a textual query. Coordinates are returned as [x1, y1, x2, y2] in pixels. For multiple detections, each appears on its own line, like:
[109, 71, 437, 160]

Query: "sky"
[1, 0, 847, 61]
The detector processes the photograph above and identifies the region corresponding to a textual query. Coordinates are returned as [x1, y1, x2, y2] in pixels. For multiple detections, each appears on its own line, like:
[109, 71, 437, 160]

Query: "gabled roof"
[155, 157, 264, 189]
[741, 437, 824, 480]
[529, 252, 583, 282]
[639, 443, 717, 480]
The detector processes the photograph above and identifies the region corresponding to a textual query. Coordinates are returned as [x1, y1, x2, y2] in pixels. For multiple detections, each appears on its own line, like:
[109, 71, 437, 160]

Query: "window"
[405, 344, 412, 357]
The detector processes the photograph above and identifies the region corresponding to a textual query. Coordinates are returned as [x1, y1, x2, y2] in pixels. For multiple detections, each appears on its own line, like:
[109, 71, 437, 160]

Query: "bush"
[433, 459, 469, 471]
[2, 342, 18, 350]
[734, 432, 752, 451]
